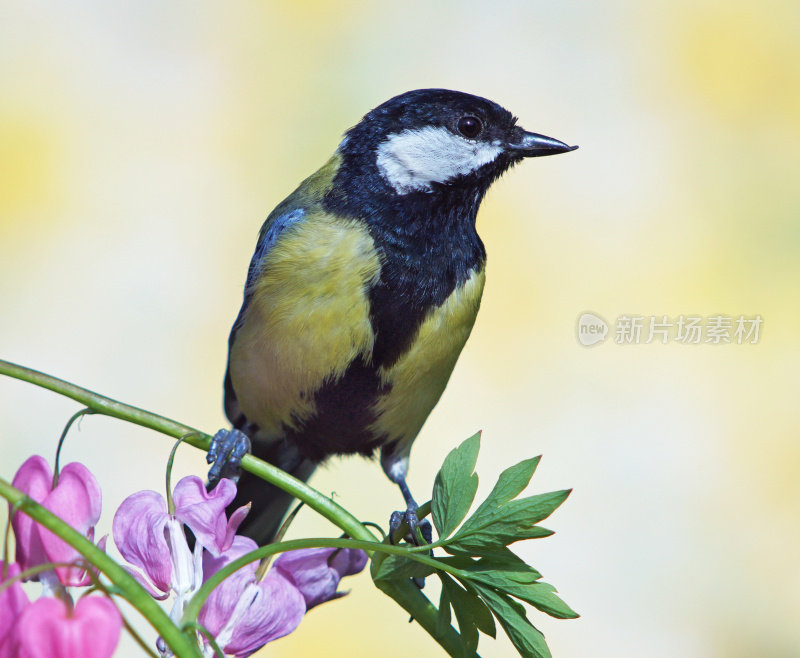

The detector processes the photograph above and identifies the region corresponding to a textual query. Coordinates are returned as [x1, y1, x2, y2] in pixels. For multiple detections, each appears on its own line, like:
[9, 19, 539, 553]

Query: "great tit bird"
[209, 89, 576, 545]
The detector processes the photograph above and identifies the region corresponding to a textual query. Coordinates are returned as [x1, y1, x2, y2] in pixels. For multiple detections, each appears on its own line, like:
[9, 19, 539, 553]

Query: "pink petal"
[199, 562, 259, 639]
[223, 504, 251, 553]
[200, 535, 259, 637]
[121, 566, 170, 600]
[224, 570, 306, 656]
[274, 548, 367, 609]
[10, 456, 54, 572]
[17, 596, 121, 658]
[0, 563, 30, 657]
[173, 477, 237, 555]
[64, 534, 109, 589]
[51, 463, 102, 529]
[199, 538, 307, 655]
[112, 490, 171, 593]
[10, 456, 53, 501]
[202, 535, 259, 581]
[330, 546, 369, 577]
[38, 463, 103, 586]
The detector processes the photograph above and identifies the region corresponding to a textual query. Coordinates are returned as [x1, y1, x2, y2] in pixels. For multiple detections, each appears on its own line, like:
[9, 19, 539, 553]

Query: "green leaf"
[478, 456, 542, 511]
[471, 582, 552, 658]
[453, 457, 542, 540]
[443, 575, 496, 639]
[447, 527, 554, 554]
[436, 582, 452, 637]
[371, 552, 435, 581]
[432, 432, 481, 538]
[439, 574, 496, 656]
[444, 544, 534, 563]
[441, 576, 479, 655]
[500, 581, 579, 620]
[449, 490, 570, 552]
[441, 553, 543, 588]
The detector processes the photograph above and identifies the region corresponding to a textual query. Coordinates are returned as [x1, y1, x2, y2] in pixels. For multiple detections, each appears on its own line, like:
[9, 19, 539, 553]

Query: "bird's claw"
[389, 500, 429, 545]
[389, 502, 433, 589]
[418, 517, 433, 545]
[207, 428, 251, 486]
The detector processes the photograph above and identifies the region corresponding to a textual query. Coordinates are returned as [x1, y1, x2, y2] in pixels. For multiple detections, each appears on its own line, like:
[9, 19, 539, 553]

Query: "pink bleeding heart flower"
[113, 476, 249, 611]
[273, 547, 368, 609]
[16, 595, 121, 658]
[111, 489, 177, 598]
[11, 456, 104, 587]
[0, 562, 30, 658]
[171, 476, 249, 556]
[199, 536, 306, 657]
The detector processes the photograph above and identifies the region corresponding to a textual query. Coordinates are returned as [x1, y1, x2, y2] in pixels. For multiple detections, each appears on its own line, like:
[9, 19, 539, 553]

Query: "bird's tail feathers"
[231, 437, 317, 545]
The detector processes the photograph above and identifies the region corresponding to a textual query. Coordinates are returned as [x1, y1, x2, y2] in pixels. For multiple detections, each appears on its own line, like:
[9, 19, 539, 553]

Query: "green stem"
[3, 502, 18, 572]
[165, 435, 199, 516]
[121, 610, 162, 658]
[183, 537, 471, 624]
[388, 581, 479, 657]
[184, 622, 224, 658]
[0, 359, 200, 444]
[181, 536, 479, 657]
[0, 359, 366, 537]
[0, 561, 102, 596]
[0, 477, 201, 658]
[53, 408, 95, 486]
[0, 359, 474, 657]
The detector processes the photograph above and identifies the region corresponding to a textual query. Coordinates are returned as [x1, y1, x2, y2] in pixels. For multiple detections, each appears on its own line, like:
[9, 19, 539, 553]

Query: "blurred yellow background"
[1, 1, 799, 656]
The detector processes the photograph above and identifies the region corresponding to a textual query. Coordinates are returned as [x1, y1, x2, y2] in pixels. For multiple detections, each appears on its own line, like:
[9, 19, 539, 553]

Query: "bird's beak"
[507, 129, 578, 157]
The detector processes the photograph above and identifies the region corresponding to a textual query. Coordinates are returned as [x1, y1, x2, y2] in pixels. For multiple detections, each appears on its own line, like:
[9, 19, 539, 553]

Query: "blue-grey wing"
[223, 207, 306, 427]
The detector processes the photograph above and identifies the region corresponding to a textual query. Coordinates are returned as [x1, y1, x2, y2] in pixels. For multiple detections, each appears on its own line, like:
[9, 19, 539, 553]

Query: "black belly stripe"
[287, 252, 485, 459]
[280, 183, 489, 459]
[284, 356, 385, 460]
[367, 249, 459, 368]
[324, 173, 487, 372]
[366, 220, 486, 369]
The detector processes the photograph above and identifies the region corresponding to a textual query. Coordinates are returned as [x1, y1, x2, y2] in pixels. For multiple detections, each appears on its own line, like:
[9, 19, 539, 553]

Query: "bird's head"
[335, 89, 577, 201]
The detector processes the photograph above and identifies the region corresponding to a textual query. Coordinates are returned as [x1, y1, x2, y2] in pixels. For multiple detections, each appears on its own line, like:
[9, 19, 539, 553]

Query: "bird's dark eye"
[457, 116, 483, 139]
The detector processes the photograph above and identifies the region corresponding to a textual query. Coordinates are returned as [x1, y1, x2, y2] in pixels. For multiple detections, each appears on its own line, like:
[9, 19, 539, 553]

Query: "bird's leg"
[207, 428, 251, 487]
[382, 449, 433, 545]
[389, 478, 433, 589]
[389, 478, 432, 545]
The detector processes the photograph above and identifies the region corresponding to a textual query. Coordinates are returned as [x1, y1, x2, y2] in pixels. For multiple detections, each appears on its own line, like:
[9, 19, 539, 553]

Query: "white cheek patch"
[376, 126, 503, 194]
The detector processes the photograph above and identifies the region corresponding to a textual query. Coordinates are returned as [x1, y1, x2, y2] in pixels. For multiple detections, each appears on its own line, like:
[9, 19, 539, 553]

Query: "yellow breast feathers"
[369, 266, 486, 447]
[229, 212, 381, 437]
